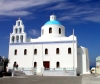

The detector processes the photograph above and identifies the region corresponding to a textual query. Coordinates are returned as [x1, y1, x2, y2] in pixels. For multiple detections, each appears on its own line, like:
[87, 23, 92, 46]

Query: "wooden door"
[43, 61, 50, 69]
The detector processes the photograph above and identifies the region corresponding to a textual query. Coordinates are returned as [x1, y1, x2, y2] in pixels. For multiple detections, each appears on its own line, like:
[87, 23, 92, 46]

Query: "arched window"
[42, 29, 44, 35]
[68, 48, 71, 54]
[45, 48, 48, 55]
[12, 36, 15, 43]
[13, 61, 17, 67]
[19, 28, 22, 33]
[18, 21, 20, 26]
[24, 49, 27, 55]
[14, 49, 17, 55]
[49, 27, 52, 33]
[16, 36, 19, 42]
[56, 62, 60, 68]
[20, 35, 23, 42]
[15, 28, 18, 33]
[34, 49, 37, 55]
[34, 62, 37, 68]
[59, 28, 61, 34]
[56, 48, 59, 54]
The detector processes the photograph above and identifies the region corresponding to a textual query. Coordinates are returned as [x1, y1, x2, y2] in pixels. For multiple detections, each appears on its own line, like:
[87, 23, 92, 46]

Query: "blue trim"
[44, 20, 62, 25]
[10, 41, 76, 45]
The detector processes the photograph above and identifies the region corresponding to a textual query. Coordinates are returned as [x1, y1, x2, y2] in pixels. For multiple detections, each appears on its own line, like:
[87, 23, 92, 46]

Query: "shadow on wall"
[77, 46, 84, 75]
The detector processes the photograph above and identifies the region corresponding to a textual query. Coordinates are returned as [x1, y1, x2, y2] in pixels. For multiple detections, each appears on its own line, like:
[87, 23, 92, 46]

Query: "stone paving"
[82, 74, 100, 84]
[0, 74, 100, 84]
[0, 75, 82, 84]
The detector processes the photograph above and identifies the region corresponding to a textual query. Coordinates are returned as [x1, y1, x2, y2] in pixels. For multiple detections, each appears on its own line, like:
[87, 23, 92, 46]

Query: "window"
[14, 49, 17, 55]
[12, 36, 15, 43]
[68, 48, 71, 54]
[45, 48, 48, 55]
[59, 28, 61, 34]
[15, 28, 18, 33]
[56, 48, 59, 54]
[20, 35, 23, 42]
[24, 49, 27, 55]
[13, 61, 17, 67]
[16, 36, 19, 42]
[34, 49, 37, 55]
[34, 62, 37, 68]
[42, 29, 44, 35]
[18, 21, 20, 26]
[56, 62, 60, 68]
[19, 28, 22, 33]
[49, 27, 52, 33]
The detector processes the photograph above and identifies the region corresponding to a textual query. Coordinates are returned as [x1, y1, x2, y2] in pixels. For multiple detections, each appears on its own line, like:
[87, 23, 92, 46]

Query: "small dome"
[44, 20, 62, 25]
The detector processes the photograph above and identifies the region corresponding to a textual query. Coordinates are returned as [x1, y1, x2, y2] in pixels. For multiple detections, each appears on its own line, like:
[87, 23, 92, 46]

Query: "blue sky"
[0, 0, 100, 66]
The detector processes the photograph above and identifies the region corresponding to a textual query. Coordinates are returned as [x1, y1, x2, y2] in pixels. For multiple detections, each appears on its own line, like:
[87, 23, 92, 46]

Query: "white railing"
[8, 67, 37, 74]
[8, 67, 34, 76]
[44, 68, 75, 71]
[42, 67, 77, 76]
[8, 67, 33, 71]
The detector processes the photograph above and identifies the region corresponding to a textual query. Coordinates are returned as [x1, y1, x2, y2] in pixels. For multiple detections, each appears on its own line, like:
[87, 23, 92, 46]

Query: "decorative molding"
[10, 41, 76, 45]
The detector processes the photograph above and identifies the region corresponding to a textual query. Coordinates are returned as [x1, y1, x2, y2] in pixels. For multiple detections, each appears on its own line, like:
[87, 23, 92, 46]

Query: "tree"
[3, 58, 9, 72]
[1, 57, 9, 72]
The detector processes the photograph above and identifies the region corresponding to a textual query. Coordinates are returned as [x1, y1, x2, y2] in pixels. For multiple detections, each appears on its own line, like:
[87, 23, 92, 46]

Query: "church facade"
[8, 15, 90, 76]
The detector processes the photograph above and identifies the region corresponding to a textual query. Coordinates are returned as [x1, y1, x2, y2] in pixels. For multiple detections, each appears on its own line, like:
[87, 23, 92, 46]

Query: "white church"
[8, 15, 90, 76]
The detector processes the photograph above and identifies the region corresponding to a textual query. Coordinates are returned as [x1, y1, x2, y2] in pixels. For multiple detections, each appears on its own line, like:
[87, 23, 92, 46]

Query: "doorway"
[43, 61, 50, 70]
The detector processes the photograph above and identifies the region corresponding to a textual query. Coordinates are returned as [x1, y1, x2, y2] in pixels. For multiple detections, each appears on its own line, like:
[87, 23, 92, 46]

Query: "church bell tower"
[10, 18, 27, 43]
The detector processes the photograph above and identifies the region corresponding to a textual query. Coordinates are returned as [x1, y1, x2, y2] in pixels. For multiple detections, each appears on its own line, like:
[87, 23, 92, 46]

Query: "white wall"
[41, 25, 65, 38]
[8, 41, 77, 74]
[96, 56, 100, 66]
[85, 48, 90, 72]
[77, 47, 90, 74]
[77, 47, 83, 74]
[42, 42, 77, 69]
[8, 45, 33, 68]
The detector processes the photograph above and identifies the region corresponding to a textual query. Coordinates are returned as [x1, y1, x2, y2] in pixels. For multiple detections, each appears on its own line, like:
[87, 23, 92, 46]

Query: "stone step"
[14, 71, 24, 74]
[13, 70, 26, 76]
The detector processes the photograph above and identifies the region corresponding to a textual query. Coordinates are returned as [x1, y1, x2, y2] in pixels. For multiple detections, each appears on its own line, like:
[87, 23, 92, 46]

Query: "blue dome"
[44, 20, 62, 25]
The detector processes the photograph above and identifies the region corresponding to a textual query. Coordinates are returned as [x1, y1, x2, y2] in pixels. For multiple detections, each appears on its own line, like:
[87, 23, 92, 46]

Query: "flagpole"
[73, 29, 74, 70]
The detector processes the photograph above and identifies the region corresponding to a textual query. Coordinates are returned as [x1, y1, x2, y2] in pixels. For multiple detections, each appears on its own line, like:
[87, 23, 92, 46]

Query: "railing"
[8, 67, 37, 72]
[8, 67, 33, 71]
[43, 67, 77, 76]
[44, 68, 75, 71]
[8, 67, 35, 76]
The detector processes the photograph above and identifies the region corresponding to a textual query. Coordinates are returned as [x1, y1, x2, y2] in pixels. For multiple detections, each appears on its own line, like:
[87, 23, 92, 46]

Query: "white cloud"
[45, 3, 75, 10]
[58, 16, 73, 21]
[1, 0, 100, 23]
[83, 16, 100, 23]
[0, 0, 65, 16]
[70, 11, 93, 16]
[0, 11, 31, 16]
[28, 29, 40, 36]
[46, 1, 100, 23]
